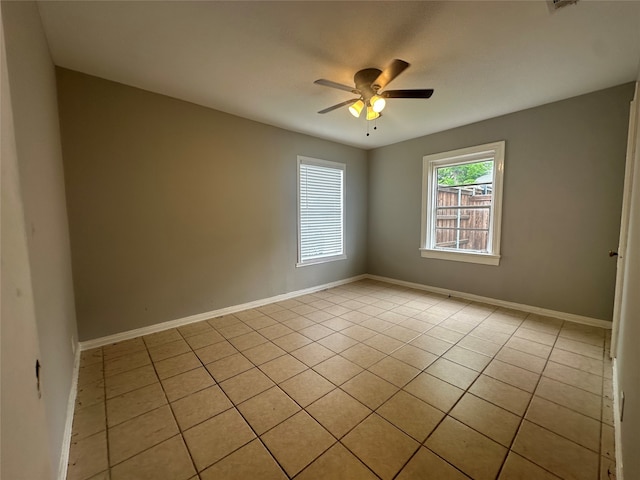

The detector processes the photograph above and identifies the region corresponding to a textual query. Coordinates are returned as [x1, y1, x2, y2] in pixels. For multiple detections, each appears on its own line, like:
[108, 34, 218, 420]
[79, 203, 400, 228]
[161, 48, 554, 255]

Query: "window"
[297, 156, 346, 266]
[421, 141, 505, 266]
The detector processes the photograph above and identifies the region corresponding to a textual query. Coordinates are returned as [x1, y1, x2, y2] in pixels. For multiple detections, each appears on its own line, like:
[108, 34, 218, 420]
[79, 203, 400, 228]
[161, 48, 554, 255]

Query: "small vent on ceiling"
[548, 0, 579, 12]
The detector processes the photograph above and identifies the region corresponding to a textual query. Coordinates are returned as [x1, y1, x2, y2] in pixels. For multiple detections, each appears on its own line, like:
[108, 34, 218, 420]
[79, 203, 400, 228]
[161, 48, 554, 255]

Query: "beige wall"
[58, 70, 633, 337]
[367, 84, 634, 322]
[1, 7, 52, 478]
[56, 69, 368, 341]
[1, 1, 78, 477]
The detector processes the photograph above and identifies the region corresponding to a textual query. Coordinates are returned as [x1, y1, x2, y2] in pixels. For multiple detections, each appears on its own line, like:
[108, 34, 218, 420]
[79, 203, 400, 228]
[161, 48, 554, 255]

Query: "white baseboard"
[80, 274, 368, 350]
[57, 344, 80, 480]
[366, 274, 612, 329]
[612, 358, 624, 480]
[80, 272, 612, 351]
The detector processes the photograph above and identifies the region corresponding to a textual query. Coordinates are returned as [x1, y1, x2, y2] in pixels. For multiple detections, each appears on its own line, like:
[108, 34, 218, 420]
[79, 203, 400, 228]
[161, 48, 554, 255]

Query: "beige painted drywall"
[367, 83, 634, 321]
[1, 6, 53, 478]
[2, 1, 78, 476]
[56, 68, 368, 341]
[616, 81, 640, 479]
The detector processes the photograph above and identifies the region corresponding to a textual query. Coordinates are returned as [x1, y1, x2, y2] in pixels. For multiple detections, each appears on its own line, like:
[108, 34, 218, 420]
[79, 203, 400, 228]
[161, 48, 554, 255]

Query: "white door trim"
[611, 81, 639, 358]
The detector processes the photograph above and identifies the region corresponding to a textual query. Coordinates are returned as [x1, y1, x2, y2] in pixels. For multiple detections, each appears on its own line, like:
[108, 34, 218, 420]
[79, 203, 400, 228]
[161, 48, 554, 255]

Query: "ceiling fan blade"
[318, 98, 359, 114]
[373, 59, 410, 90]
[314, 79, 358, 93]
[381, 89, 434, 99]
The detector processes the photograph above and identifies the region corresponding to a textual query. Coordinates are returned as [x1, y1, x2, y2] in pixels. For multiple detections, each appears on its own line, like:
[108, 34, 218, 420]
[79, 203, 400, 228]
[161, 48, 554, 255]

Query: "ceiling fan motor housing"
[354, 68, 383, 102]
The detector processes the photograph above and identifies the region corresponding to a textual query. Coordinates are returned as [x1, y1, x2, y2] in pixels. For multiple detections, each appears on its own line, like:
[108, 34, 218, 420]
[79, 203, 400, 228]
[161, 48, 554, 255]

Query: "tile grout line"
[176, 323, 291, 479]
[424, 314, 542, 479]
[238, 318, 386, 480]
[76, 281, 611, 480]
[385, 306, 497, 479]
[493, 318, 611, 478]
[491, 317, 564, 480]
[253, 291, 468, 479]
[103, 293, 481, 479]
[101, 349, 111, 478]
[139, 325, 288, 478]
[401, 308, 605, 478]
[597, 332, 613, 480]
[326, 291, 475, 479]
[180, 316, 330, 480]
[78, 286, 407, 476]
[115, 327, 584, 476]
[152, 328, 205, 479]
[101, 336, 201, 476]
[598, 341, 605, 480]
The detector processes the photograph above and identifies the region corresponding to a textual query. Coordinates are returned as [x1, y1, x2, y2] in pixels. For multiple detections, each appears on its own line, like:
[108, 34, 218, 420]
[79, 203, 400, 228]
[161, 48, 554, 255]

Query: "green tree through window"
[437, 160, 492, 186]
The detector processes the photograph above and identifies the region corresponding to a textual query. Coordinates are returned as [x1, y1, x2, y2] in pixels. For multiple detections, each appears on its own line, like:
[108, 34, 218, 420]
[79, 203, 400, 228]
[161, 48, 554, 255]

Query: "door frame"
[611, 81, 639, 358]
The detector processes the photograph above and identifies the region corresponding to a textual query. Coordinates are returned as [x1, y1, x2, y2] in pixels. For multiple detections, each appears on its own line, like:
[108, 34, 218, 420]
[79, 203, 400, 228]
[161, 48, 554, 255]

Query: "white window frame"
[297, 156, 347, 267]
[420, 141, 505, 266]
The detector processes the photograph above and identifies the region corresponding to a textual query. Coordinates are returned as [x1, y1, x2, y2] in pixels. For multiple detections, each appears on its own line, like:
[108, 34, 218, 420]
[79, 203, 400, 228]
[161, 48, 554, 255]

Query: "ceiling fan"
[314, 59, 434, 120]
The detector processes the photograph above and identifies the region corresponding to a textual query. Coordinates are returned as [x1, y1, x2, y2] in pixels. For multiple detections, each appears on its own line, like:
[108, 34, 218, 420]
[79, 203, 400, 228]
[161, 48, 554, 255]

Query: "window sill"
[419, 248, 500, 266]
[296, 254, 347, 268]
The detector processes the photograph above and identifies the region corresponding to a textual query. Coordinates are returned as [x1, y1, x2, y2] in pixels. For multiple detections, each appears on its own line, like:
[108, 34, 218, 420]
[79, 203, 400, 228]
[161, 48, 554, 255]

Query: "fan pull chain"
[366, 117, 380, 137]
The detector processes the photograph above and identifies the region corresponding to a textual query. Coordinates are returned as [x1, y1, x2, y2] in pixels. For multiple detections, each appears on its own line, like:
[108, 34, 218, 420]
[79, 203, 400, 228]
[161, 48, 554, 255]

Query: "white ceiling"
[38, 1, 640, 149]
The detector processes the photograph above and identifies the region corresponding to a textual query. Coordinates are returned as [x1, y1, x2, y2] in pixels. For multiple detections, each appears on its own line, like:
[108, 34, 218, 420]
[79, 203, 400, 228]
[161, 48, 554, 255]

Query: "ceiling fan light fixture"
[349, 99, 365, 118]
[371, 95, 386, 113]
[314, 59, 434, 124]
[366, 105, 380, 121]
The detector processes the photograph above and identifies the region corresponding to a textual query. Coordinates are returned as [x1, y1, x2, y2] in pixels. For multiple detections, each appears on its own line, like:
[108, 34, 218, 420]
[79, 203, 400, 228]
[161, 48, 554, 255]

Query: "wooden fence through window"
[436, 186, 492, 251]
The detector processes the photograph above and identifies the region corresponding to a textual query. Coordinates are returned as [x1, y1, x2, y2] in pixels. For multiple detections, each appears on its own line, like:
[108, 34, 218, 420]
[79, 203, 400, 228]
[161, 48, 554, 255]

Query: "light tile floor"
[67, 280, 616, 480]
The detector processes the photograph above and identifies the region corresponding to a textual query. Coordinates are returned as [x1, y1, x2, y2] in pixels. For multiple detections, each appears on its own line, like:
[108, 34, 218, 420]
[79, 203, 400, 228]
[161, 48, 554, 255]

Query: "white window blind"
[297, 156, 346, 266]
